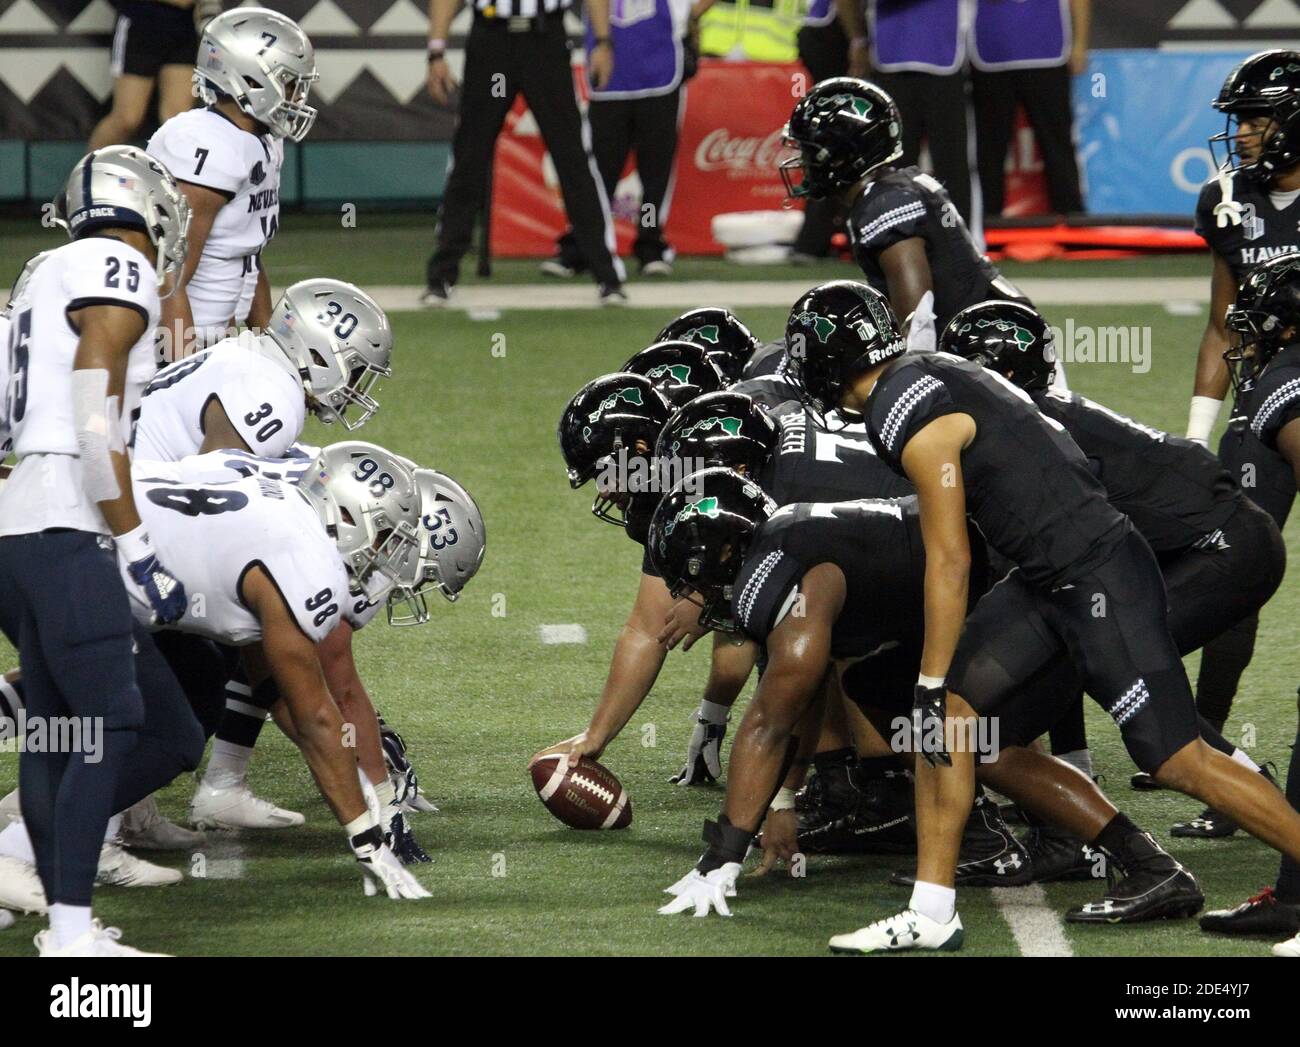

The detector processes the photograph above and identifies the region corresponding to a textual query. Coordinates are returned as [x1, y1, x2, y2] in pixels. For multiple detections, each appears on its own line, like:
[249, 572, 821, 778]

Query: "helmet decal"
[646, 363, 692, 384]
[663, 495, 721, 538]
[681, 324, 720, 345]
[586, 385, 645, 425]
[791, 311, 837, 343]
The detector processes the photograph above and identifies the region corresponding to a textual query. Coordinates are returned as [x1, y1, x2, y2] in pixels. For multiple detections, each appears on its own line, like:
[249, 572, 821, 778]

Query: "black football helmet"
[1224, 251, 1300, 395]
[655, 391, 778, 480]
[940, 300, 1057, 392]
[780, 78, 902, 201]
[557, 372, 673, 526]
[656, 308, 761, 381]
[647, 467, 774, 631]
[1210, 50, 1300, 182]
[622, 340, 727, 408]
[785, 280, 905, 427]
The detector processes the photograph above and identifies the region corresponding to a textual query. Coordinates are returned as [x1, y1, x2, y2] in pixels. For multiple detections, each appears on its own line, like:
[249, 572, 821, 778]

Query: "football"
[530, 755, 632, 830]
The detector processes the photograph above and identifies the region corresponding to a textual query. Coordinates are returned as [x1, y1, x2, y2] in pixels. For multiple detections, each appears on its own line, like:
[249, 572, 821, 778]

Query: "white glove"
[670, 709, 727, 785]
[355, 839, 432, 900]
[1213, 163, 1244, 228]
[905, 290, 937, 354]
[658, 863, 742, 917]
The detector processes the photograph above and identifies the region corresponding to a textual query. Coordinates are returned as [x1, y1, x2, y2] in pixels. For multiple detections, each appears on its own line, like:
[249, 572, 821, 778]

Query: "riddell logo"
[694, 129, 786, 174]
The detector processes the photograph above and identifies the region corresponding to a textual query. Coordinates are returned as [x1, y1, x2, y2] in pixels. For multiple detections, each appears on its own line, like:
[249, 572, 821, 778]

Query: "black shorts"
[839, 642, 919, 716]
[948, 530, 1201, 773]
[111, 3, 197, 79]
[1218, 415, 1296, 530]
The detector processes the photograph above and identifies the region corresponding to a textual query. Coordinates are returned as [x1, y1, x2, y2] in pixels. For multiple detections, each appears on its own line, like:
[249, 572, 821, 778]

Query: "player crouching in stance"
[786, 281, 1300, 953]
[649, 469, 1194, 933]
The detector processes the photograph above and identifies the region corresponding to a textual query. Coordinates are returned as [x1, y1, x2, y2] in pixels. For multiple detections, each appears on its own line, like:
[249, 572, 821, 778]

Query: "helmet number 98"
[324, 300, 358, 339]
[424, 507, 458, 550]
[353, 457, 395, 497]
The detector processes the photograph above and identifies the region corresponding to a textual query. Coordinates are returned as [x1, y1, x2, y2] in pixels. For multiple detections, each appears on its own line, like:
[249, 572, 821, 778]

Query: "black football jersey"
[1034, 389, 1241, 555]
[742, 340, 788, 380]
[731, 498, 925, 657]
[730, 373, 802, 412]
[864, 352, 1130, 588]
[760, 402, 915, 505]
[1247, 344, 1300, 453]
[1195, 171, 1300, 286]
[848, 165, 1025, 332]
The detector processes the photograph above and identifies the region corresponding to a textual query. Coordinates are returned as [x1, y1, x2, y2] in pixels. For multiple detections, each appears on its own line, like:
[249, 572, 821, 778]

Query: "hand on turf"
[356, 840, 432, 900]
[658, 863, 742, 917]
[669, 715, 725, 785]
[658, 597, 710, 651]
[530, 731, 604, 773]
[753, 809, 799, 877]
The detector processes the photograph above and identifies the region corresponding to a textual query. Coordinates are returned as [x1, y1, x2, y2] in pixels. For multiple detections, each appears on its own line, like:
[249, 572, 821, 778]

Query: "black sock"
[1196, 614, 1259, 730]
[1092, 811, 1166, 870]
[1275, 715, 1300, 904]
[1048, 696, 1087, 756]
[813, 747, 854, 774]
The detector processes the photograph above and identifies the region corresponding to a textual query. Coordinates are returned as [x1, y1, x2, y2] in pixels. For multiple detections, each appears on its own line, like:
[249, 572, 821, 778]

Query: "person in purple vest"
[541, 0, 712, 280]
[970, 0, 1088, 217]
[836, 0, 976, 224]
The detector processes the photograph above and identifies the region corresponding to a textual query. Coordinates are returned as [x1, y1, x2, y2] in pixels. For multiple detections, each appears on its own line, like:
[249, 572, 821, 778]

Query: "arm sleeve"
[850, 184, 928, 256]
[1250, 366, 1300, 450]
[147, 120, 245, 197]
[866, 364, 958, 467]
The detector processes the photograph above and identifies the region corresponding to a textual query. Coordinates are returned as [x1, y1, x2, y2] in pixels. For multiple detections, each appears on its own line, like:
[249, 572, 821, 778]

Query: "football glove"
[670, 710, 727, 786]
[379, 717, 439, 813]
[351, 829, 431, 900]
[385, 809, 433, 865]
[125, 552, 188, 625]
[913, 683, 952, 768]
[658, 863, 742, 917]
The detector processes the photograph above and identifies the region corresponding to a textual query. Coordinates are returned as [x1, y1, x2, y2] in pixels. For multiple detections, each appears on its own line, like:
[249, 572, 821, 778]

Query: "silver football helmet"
[387, 469, 487, 626]
[266, 279, 393, 430]
[56, 146, 191, 297]
[194, 7, 318, 142]
[298, 442, 421, 604]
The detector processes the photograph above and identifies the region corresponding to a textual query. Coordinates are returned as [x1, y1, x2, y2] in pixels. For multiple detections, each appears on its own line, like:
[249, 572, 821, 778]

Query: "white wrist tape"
[1186, 396, 1224, 445]
[770, 787, 797, 812]
[344, 811, 378, 840]
[71, 368, 121, 502]
[115, 522, 154, 564]
[917, 673, 946, 690]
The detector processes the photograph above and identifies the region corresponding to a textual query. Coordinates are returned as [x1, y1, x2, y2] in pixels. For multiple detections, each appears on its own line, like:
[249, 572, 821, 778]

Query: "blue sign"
[1073, 50, 1255, 217]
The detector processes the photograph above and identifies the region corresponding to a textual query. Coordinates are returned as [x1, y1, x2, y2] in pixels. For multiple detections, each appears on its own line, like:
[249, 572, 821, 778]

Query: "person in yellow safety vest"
[699, 0, 802, 62]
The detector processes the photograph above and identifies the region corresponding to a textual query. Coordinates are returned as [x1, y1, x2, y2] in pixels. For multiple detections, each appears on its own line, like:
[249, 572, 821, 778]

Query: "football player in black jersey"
[780, 78, 1029, 351]
[656, 308, 761, 382]
[943, 300, 1286, 845]
[785, 278, 1300, 953]
[650, 469, 1191, 930]
[1208, 253, 1300, 954]
[1186, 51, 1300, 747]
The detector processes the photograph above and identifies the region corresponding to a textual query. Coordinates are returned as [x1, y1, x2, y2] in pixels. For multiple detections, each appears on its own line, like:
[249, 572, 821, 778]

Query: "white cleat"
[0, 789, 20, 827]
[1274, 932, 1300, 957]
[97, 840, 183, 887]
[35, 920, 170, 957]
[828, 908, 965, 954]
[120, 795, 206, 851]
[190, 781, 305, 830]
[0, 909, 13, 930]
[0, 855, 47, 914]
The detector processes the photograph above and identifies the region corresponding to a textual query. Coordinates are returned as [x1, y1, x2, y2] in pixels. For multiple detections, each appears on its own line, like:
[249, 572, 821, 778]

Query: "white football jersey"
[134, 335, 306, 462]
[147, 108, 283, 339]
[0, 312, 10, 455]
[0, 237, 159, 537]
[126, 457, 348, 645]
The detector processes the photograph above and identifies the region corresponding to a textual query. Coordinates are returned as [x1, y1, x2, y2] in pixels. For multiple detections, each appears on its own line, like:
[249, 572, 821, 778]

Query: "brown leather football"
[530, 754, 632, 830]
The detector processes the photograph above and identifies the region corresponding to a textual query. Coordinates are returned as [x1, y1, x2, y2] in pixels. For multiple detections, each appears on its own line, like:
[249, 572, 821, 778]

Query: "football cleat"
[1171, 764, 1277, 839]
[1066, 856, 1203, 924]
[0, 855, 47, 914]
[35, 920, 170, 957]
[379, 718, 439, 814]
[891, 793, 1032, 887]
[829, 908, 964, 954]
[419, 280, 453, 308]
[1200, 887, 1300, 937]
[1274, 931, 1300, 957]
[0, 909, 13, 931]
[1129, 771, 1164, 791]
[385, 810, 432, 865]
[190, 781, 305, 830]
[539, 258, 580, 279]
[799, 767, 915, 855]
[96, 841, 183, 887]
[119, 795, 206, 852]
[0, 789, 19, 826]
[1023, 823, 1104, 883]
[598, 284, 628, 307]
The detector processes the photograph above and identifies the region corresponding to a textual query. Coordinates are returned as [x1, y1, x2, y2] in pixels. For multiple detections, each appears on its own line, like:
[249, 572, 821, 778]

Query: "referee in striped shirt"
[424, 0, 627, 306]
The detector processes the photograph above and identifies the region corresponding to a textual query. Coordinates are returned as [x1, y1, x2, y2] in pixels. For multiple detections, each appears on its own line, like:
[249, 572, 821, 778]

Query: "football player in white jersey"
[148, 7, 317, 358]
[135, 278, 393, 464]
[0, 147, 198, 957]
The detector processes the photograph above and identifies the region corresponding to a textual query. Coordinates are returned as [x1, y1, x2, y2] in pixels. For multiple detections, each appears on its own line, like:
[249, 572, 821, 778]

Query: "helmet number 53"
[424, 507, 458, 550]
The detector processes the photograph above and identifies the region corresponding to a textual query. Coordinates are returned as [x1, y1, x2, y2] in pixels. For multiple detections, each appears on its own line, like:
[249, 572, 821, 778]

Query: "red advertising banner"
[489, 60, 805, 258]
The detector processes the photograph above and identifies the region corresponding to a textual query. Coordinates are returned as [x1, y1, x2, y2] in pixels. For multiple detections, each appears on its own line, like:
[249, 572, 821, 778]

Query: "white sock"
[0, 819, 35, 863]
[699, 700, 731, 725]
[1056, 748, 1094, 779]
[373, 775, 396, 813]
[359, 769, 381, 825]
[1230, 748, 1260, 772]
[909, 880, 956, 924]
[204, 740, 254, 789]
[49, 903, 92, 949]
[103, 814, 122, 843]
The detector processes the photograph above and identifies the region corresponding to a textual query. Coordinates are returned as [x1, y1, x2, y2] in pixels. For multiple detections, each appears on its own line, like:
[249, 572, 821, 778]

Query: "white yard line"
[366, 277, 1206, 314]
[539, 624, 588, 645]
[991, 884, 1075, 957]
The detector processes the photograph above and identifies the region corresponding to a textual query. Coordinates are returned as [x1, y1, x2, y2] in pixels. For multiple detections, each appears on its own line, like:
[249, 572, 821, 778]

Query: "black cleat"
[1171, 764, 1277, 839]
[891, 793, 1032, 887]
[795, 757, 857, 818]
[1066, 835, 1203, 924]
[1023, 824, 1105, 883]
[1200, 887, 1300, 937]
[385, 811, 433, 865]
[419, 279, 453, 308]
[799, 768, 915, 855]
[1129, 771, 1164, 791]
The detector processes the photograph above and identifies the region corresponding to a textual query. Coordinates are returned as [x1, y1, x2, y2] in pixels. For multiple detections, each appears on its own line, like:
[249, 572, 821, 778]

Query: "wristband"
[696, 814, 753, 872]
[1186, 395, 1223, 445]
[427, 37, 446, 51]
[917, 673, 945, 690]
[115, 522, 154, 564]
[770, 787, 796, 812]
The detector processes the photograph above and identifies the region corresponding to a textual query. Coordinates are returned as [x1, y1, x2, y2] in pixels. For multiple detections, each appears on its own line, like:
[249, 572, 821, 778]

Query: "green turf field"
[0, 217, 1295, 957]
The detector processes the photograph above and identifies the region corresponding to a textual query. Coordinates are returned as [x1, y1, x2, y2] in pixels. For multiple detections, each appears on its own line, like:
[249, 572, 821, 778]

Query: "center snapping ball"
[530, 755, 632, 830]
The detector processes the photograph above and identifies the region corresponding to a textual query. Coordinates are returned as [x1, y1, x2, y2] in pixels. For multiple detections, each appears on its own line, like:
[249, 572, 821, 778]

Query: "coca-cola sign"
[693, 128, 789, 176]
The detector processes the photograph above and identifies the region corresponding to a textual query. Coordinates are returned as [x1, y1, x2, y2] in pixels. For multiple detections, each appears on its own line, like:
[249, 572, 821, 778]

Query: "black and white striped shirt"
[473, 0, 571, 15]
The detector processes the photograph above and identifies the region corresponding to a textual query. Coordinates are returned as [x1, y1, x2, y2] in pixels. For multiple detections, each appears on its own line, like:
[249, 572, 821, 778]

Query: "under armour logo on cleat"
[888, 921, 920, 947]
[1081, 900, 1117, 914]
[994, 855, 1023, 874]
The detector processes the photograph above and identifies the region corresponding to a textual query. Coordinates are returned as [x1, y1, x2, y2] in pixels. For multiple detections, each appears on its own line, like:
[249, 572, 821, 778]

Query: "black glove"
[912, 683, 952, 768]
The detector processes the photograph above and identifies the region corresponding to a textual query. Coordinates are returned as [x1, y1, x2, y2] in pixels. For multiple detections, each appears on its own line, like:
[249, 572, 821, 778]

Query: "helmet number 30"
[324, 300, 358, 339]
